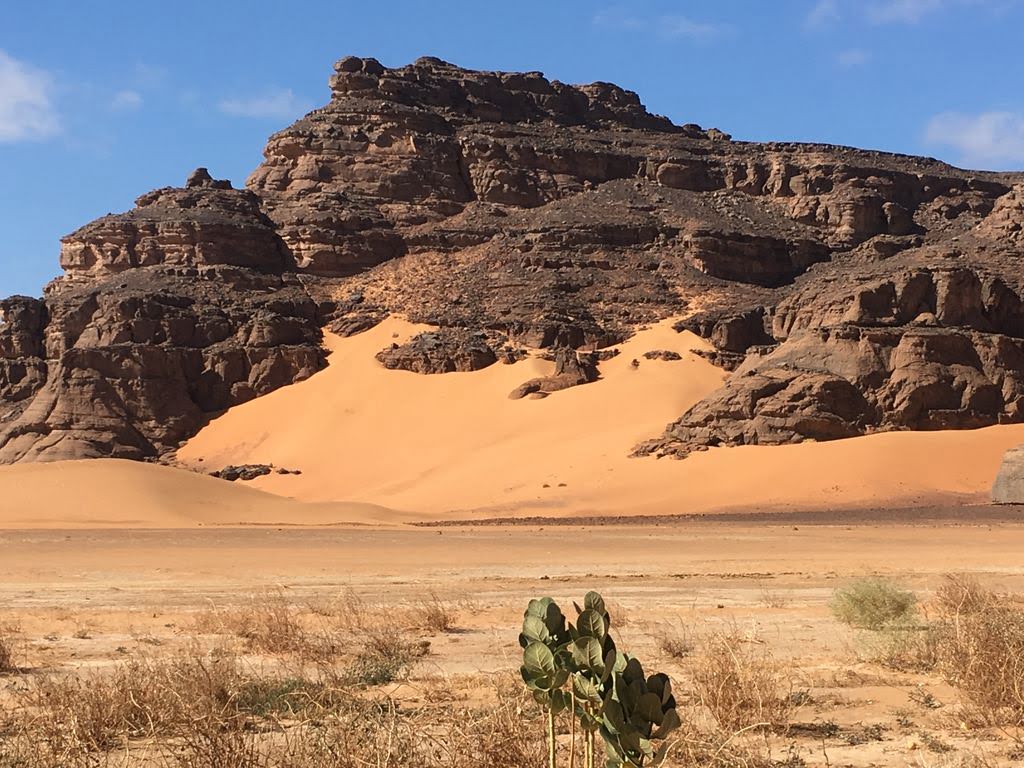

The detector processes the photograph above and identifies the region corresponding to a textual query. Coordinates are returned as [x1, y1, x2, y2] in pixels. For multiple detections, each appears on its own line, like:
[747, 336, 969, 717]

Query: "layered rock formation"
[0, 172, 326, 462]
[2, 56, 1023, 463]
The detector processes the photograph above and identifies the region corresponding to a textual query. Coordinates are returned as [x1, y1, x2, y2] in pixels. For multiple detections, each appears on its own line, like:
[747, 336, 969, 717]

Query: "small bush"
[855, 624, 939, 671]
[412, 592, 456, 633]
[654, 620, 693, 659]
[830, 577, 918, 630]
[693, 628, 793, 733]
[932, 575, 1024, 725]
[341, 632, 427, 687]
[0, 624, 17, 673]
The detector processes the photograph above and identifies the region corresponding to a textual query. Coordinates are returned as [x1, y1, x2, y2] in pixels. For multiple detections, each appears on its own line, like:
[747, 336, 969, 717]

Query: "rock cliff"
[2, 56, 1023, 462]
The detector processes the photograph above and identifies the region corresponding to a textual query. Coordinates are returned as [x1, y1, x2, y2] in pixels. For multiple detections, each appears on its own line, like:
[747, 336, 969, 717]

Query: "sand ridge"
[3, 315, 1023, 528]
[178, 316, 1024, 521]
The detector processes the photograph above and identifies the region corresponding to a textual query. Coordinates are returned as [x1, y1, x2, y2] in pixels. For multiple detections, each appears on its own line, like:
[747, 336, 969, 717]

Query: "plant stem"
[548, 706, 557, 768]
[569, 689, 577, 768]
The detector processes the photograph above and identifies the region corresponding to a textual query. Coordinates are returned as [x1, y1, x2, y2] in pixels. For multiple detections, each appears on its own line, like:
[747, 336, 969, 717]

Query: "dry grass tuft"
[0, 623, 17, 674]
[411, 592, 456, 633]
[654, 619, 693, 660]
[931, 575, 1024, 726]
[340, 631, 429, 687]
[693, 628, 794, 734]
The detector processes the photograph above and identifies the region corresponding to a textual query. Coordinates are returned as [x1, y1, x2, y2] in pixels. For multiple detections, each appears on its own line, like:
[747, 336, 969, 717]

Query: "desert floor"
[3, 513, 1024, 766]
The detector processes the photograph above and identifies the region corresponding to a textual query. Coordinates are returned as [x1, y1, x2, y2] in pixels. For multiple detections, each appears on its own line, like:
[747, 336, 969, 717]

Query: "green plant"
[519, 591, 680, 768]
[600, 656, 680, 768]
[829, 577, 918, 630]
[520, 597, 571, 768]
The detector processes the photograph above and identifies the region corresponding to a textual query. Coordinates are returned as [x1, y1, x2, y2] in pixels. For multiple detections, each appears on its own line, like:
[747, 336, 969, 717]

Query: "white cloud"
[805, 0, 841, 27]
[867, 0, 945, 23]
[592, 7, 645, 29]
[659, 15, 729, 40]
[836, 48, 871, 68]
[811, 0, 1016, 26]
[110, 89, 143, 111]
[925, 111, 1024, 169]
[0, 49, 59, 143]
[592, 8, 727, 41]
[218, 88, 310, 119]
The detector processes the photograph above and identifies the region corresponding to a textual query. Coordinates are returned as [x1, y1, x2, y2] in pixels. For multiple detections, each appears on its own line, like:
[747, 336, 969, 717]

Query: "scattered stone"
[211, 464, 274, 482]
[643, 350, 683, 361]
[993, 445, 1024, 503]
[376, 329, 497, 374]
[509, 347, 599, 400]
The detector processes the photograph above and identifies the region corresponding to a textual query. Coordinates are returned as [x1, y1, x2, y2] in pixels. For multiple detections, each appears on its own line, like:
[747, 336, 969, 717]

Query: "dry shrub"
[830, 577, 918, 630]
[340, 631, 428, 687]
[306, 587, 372, 630]
[411, 592, 456, 633]
[0, 623, 17, 673]
[195, 592, 348, 662]
[161, 674, 543, 768]
[27, 648, 244, 756]
[693, 628, 793, 733]
[855, 623, 939, 671]
[931, 575, 1024, 725]
[654, 620, 693, 660]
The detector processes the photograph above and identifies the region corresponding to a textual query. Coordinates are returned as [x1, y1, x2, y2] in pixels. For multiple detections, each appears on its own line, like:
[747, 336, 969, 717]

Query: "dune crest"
[172, 316, 1024, 522]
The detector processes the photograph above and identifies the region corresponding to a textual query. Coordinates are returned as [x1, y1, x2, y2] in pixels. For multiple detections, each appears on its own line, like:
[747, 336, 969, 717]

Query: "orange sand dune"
[174, 316, 1024, 521]
[0, 459, 402, 528]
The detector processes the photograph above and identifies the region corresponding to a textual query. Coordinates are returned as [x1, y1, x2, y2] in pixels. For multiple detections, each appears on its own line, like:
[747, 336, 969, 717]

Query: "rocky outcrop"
[2, 56, 1024, 463]
[640, 255, 1024, 456]
[0, 174, 326, 463]
[60, 170, 293, 278]
[509, 347, 598, 399]
[375, 329, 498, 373]
[992, 445, 1024, 503]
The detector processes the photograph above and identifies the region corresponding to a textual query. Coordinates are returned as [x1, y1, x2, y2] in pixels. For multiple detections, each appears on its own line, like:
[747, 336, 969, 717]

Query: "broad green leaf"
[635, 692, 664, 726]
[523, 641, 556, 679]
[584, 591, 607, 616]
[573, 673, 601, 703]
[572, 636, 605, 673]
[577, 608, 606, 639]
[652, 708, 681, 739]
[521, 614, 550, 643]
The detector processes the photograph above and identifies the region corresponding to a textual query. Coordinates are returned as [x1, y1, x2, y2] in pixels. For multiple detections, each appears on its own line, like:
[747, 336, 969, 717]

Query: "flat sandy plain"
[3, 317, 1024, 766]
[4, 515, 1024, 766]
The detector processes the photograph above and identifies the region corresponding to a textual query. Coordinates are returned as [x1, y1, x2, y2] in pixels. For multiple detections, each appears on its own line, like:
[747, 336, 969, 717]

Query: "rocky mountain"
[1, 55, 1023, 463]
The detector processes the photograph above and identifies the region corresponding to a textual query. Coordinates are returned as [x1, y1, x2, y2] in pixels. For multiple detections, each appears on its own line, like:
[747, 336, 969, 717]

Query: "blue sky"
[2, 0, 1023, 297]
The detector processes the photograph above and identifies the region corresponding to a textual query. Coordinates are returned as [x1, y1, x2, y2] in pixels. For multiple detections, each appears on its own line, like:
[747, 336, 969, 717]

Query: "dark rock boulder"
[992, 445, 1024, 503]
[375, 329, 498, 373]
[509, 347, 598, 399]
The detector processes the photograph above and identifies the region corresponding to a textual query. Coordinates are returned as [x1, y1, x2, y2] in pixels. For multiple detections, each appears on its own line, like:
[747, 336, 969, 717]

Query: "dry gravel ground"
[2, 516, 1024, 766]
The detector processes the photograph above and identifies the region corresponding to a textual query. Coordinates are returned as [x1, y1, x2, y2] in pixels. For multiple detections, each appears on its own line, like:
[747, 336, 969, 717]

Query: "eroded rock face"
[509, 347, 599, 399]
[375, 329, 498, 374]
[993, 445, 1024, 503]
[60, 170, 294, 278]
[3, 56, 1024, 462]
[640, 255, 1024, 456]
[0, 174, 327, 463]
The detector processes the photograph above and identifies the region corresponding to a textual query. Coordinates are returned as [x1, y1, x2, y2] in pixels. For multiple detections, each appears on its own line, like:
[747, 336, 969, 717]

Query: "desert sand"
[177, 316, 1024, 522]
[1, 316, 1023, 528]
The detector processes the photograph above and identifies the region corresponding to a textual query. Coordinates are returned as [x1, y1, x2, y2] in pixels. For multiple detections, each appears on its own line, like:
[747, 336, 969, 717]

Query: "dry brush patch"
[0, 623, 17, 674]
[931, 575, 1024, 727]
[692, 627, 795, 735]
